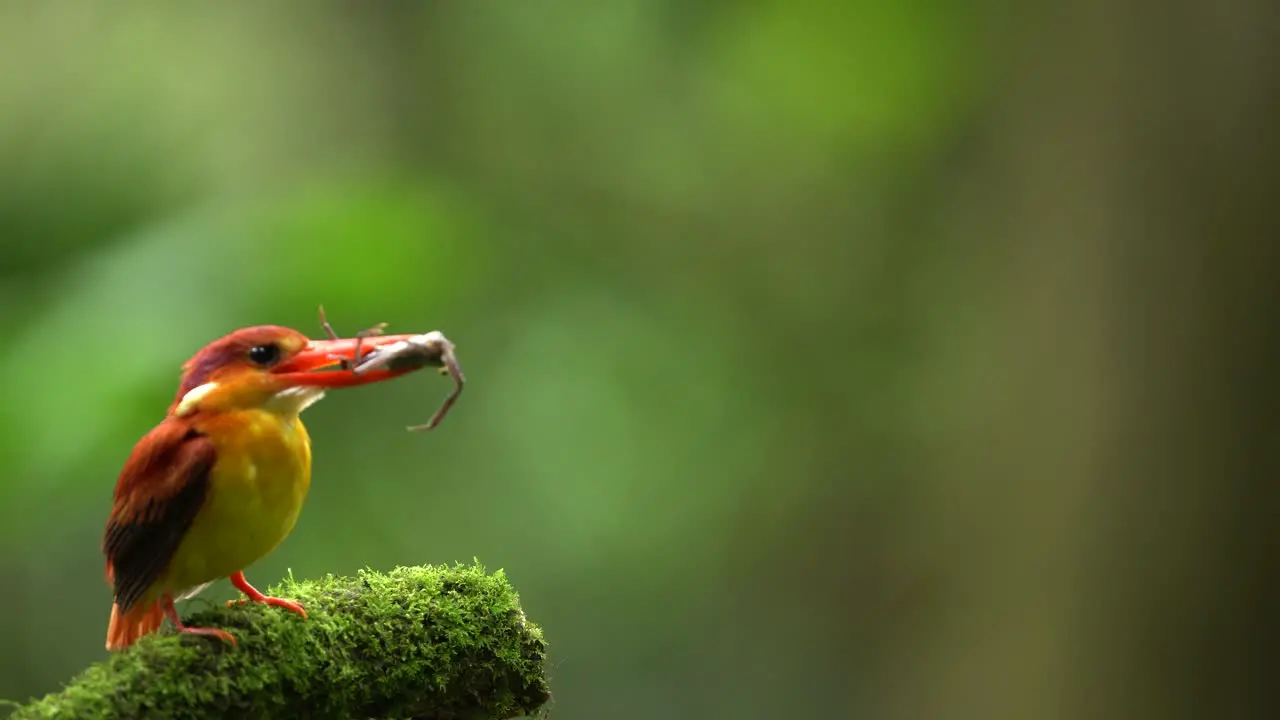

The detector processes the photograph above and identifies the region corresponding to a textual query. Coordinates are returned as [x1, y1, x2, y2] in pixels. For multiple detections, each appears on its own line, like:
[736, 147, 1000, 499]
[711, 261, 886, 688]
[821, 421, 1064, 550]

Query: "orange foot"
[162, 595, 237, 646]
[226, 570, 307, 619]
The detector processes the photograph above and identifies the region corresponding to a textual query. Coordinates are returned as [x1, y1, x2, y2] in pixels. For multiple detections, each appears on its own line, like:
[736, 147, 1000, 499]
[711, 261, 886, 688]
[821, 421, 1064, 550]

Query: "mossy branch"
[9, 564, 551, 720]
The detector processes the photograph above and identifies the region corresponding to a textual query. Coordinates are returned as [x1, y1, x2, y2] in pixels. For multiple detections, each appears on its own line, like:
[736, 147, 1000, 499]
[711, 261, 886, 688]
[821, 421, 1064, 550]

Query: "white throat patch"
[267, 386, 328, 416]
[175, 382, 219, 417]
[172, 381, 326, 417]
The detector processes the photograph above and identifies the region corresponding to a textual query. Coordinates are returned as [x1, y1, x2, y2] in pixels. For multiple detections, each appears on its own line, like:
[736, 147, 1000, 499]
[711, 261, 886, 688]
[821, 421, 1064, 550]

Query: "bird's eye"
[247, 344, 281, 366]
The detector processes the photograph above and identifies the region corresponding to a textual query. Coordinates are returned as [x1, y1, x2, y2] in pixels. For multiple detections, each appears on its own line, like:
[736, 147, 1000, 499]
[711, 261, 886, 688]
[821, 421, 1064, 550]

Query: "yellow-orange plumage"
[103, 324, 418, 650]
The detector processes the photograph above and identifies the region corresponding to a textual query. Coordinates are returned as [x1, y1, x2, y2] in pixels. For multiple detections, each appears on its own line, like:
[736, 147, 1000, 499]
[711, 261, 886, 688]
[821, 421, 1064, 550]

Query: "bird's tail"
[105, 600, 165, 651]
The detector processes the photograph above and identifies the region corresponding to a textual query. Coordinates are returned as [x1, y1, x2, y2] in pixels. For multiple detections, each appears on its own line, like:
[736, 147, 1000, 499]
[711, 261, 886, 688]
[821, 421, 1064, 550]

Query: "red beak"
[270, 334, 423, 388]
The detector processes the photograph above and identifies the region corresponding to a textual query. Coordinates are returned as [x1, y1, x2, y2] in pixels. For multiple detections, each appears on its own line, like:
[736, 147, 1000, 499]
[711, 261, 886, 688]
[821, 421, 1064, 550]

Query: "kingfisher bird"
[102, 324, 420, 650]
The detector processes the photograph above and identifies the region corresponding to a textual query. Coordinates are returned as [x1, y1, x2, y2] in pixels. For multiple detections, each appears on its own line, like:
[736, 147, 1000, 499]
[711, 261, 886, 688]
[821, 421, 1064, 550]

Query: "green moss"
[10, 564, 551, 720]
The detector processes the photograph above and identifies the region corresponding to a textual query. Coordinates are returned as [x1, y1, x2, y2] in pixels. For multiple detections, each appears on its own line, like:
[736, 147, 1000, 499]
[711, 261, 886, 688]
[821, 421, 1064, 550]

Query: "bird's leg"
[162, 593, 237, 646]
[227, 570, 308, 619]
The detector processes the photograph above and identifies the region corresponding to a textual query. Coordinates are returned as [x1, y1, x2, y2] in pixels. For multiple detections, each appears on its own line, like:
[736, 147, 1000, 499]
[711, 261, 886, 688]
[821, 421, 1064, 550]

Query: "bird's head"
[167, 325, 418, 417]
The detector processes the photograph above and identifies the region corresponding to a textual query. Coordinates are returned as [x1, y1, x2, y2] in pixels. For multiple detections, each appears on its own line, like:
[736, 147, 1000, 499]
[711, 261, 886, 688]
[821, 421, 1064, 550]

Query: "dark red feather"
[173, 325, 307, 401]
[103, 418, 216, 612]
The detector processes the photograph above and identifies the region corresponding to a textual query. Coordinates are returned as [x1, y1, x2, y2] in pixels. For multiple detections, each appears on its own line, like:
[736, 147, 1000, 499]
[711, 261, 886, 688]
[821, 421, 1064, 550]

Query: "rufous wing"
[103, 418, 216, 612]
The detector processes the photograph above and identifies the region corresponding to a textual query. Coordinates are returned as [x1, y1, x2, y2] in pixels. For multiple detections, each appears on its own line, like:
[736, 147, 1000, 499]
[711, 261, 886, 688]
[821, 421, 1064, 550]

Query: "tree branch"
[9, 563, 551, 720]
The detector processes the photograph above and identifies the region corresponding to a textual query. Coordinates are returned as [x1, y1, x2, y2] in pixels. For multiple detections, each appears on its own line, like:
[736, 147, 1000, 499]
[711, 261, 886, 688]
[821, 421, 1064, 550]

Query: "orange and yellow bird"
[102, 324, 418, 650]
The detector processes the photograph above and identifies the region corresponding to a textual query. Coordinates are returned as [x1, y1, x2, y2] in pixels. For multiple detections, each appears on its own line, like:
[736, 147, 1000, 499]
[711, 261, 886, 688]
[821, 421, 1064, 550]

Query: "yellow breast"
[158, 410, 313, 594]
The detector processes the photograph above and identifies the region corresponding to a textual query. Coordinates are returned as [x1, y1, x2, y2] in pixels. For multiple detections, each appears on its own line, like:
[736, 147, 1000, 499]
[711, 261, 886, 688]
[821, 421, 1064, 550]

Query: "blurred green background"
[2, 2, 1276, 719]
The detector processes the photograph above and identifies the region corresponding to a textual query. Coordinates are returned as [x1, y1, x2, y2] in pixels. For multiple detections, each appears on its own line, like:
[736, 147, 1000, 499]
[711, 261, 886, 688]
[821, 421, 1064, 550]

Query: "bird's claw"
[179, 625, 238, 646]
[227, 595, 307, 619]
